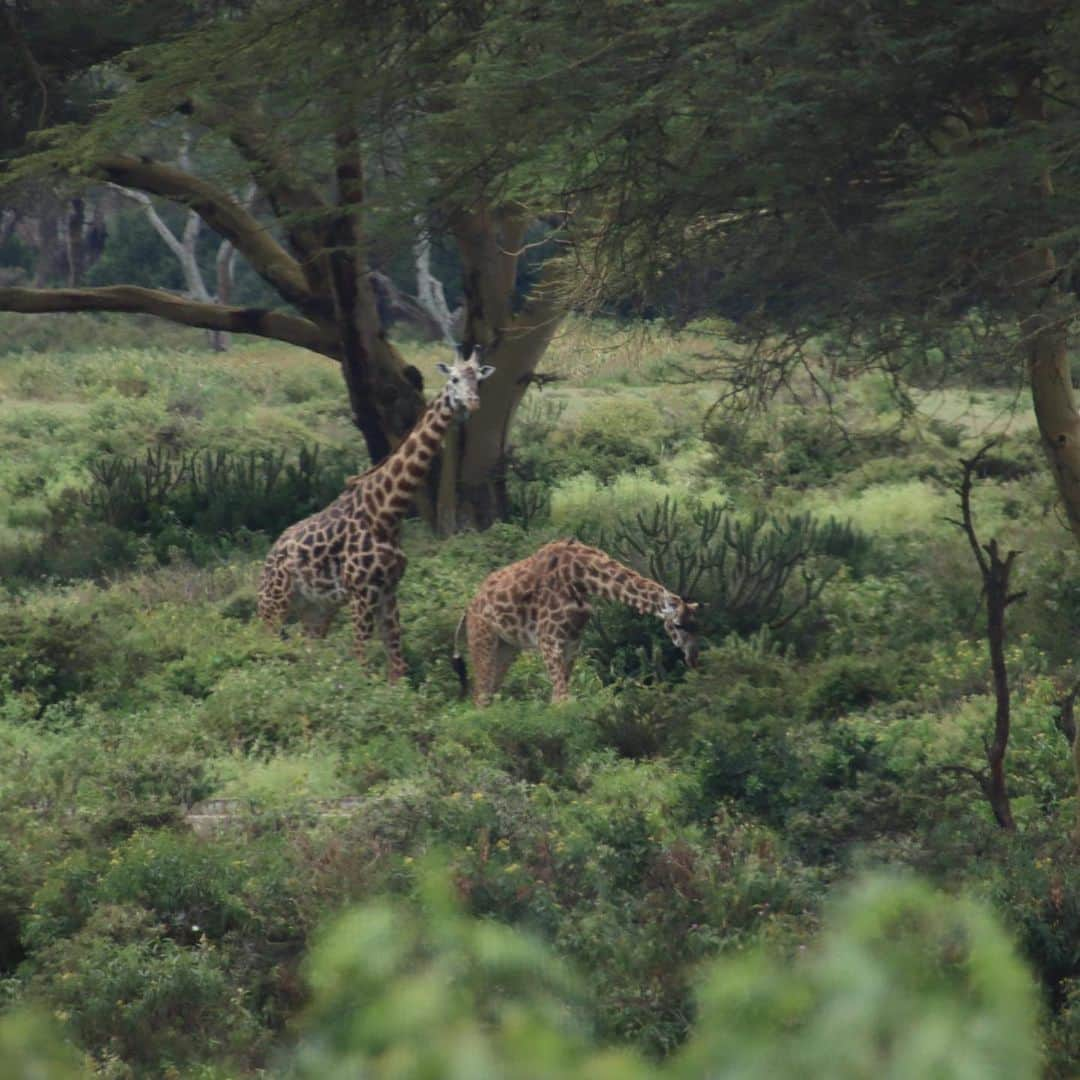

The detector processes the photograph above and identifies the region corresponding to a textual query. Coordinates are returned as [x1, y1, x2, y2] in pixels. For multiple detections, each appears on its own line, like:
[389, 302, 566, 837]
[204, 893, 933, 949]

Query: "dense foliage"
[0, 323, 1079, 1075]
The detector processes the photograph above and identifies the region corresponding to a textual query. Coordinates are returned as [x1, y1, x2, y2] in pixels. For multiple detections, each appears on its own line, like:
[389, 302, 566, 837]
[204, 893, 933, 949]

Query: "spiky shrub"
[82, 444, 362, 535]
[585, 498, 869, 678]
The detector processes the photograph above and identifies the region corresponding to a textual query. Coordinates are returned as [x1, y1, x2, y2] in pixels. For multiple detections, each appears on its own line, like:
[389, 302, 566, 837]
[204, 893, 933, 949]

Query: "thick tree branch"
[92, 155, 314, 314]
[0, 285, 338, 356]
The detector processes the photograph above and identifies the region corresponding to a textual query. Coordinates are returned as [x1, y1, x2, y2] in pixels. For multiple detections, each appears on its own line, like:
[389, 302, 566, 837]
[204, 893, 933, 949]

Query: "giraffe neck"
[361, 393, 455, 526]
[572, 547, 673, 617]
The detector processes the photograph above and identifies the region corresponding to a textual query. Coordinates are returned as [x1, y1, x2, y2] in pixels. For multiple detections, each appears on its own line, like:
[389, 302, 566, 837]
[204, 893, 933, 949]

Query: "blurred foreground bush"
[280, 870, 1038, 1079]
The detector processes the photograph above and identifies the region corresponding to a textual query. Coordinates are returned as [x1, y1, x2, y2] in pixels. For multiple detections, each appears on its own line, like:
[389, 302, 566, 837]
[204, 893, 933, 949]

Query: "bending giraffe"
[453, 538, 700, 706]
[258, 349, 494, 682]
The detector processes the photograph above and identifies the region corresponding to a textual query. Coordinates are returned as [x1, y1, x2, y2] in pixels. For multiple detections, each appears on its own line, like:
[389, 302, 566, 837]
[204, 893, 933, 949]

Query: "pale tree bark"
[213, 238, 238, 352]
[114, 186, 211, 299]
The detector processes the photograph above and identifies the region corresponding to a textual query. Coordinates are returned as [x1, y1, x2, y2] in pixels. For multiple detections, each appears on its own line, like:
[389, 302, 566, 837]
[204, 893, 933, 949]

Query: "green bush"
[561, 397, 666, 483]
[29, 903, 261, 1074]
[0, 598, 120, 716]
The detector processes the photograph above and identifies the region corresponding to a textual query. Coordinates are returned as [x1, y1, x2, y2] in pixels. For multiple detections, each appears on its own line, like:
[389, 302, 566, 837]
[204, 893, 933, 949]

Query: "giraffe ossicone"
[257, 349, 494, 682]
[453, 538, 701, 706]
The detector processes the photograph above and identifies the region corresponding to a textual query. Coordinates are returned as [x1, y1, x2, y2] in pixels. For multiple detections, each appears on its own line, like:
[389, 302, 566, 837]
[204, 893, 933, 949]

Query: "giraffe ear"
[478, 364, 496, 380]
[435, 361, 453, 376]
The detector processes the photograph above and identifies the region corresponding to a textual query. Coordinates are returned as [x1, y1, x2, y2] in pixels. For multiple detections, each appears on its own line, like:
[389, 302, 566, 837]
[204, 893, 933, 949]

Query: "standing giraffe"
[453, 538, 700, 705]
[258, 350, 494, 681]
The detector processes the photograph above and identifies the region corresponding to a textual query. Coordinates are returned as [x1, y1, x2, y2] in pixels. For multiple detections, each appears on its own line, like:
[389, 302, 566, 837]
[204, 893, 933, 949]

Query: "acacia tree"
[533, 0, 1080, 542]
[0, 0, 568, 530]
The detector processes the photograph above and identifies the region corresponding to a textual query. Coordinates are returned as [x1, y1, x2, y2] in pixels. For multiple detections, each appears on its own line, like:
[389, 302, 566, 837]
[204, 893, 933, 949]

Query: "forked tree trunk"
[451, 322, 562, 530]
[436, 207, 565, 532]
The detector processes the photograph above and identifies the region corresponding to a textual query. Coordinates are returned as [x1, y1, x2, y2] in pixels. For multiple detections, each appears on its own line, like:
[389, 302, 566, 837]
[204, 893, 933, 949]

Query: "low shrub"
[28, 903, 262, 1074]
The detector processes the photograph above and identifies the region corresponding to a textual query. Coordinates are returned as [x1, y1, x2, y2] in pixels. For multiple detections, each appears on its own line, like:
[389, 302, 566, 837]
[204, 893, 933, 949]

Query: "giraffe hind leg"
[467, 612, 502, 708]
[539, 632, 573, 703]
[301, 604, 338, 640]
[258, 557, 294, 639]
[490, 640, 519, 698]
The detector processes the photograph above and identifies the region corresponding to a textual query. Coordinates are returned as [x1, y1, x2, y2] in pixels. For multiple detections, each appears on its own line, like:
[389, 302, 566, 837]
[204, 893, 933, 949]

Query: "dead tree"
[947, 442, 1026, 830]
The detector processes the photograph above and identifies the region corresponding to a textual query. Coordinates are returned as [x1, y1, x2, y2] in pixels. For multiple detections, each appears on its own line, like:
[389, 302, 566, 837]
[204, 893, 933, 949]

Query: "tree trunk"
[65, 197, 85, 285]
[437, 207, 565, 532]
[954, 449, 1022, 831]
[1013, 83, 1080, 545]
[211, 239, 237, 352]
[328, 131, 427, 467]
[451, 323, 562, 530]
[1, 134, 562, 532]
[32, 195, 66, 286]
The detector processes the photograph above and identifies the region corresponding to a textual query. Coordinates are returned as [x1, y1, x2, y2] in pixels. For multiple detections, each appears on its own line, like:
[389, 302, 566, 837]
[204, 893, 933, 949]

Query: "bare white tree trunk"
[112, 155, 256, 351]
[211, 239, 238, 351]
[414, 225, 460, 345]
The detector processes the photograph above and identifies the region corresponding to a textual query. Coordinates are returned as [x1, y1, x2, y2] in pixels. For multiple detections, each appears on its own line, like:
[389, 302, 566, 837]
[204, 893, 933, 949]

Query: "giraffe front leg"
[539, 633, 573, 704]
[377, 591, 407, 684]
[349, 588, 377, 667]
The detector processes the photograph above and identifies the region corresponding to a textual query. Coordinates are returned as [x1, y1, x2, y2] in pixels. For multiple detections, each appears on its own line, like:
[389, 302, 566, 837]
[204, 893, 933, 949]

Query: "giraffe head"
[435, 349, 495, 419]
[660, 595, 701, 668]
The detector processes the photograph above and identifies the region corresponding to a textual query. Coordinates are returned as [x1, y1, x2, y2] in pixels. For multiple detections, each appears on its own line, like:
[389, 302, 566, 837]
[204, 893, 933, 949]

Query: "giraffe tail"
[451, 612, 468, 699]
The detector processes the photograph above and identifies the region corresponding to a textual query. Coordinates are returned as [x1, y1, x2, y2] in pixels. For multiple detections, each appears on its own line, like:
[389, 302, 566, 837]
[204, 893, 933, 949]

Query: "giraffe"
[258, 349, 494, 681]
[453, 538, 700, 706]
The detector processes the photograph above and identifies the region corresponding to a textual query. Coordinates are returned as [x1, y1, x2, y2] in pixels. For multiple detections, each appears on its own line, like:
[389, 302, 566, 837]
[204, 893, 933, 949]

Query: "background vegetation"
[1, 320, 1079, 1076]
[4, 0, 1080, 1073]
